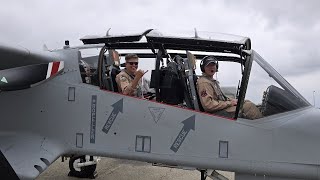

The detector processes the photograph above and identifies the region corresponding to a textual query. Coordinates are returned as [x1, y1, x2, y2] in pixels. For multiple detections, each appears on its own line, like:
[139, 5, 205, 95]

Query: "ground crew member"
[196, 55, 263, 119]
[115, 54, 147, 97]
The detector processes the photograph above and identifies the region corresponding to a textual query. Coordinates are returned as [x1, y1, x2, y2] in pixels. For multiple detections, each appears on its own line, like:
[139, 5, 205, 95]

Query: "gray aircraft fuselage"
[0, 33, 319, 180]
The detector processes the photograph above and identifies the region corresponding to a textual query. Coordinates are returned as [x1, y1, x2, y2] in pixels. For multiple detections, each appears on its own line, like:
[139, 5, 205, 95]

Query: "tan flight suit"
[197, 75, 263, 119]
[115, 69, 142, 97]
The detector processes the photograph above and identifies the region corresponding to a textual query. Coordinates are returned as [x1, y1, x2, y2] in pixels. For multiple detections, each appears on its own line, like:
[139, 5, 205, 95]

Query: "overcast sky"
[1, 0, 319, 106]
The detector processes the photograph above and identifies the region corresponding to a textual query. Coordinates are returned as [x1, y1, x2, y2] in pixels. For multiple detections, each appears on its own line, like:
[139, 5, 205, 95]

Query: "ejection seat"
[150, 52, 204, 112]
[173, 55, 195, 109]
[193, 75, 205, 112]
[109, 66, 121, 92]
[174, 52, 204, 112]
[260, 85, 308, 116]
[100, 50, 121, 92]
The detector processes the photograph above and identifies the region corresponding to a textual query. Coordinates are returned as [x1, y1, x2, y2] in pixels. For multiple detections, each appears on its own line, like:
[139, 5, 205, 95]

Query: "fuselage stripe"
[46, 62, 53, 79]
[51, 62, 60, 76]
[58, 61, 64, 72]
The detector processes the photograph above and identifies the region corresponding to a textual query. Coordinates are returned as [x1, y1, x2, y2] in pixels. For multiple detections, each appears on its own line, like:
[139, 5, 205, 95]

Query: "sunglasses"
[127, 62, 139, 65]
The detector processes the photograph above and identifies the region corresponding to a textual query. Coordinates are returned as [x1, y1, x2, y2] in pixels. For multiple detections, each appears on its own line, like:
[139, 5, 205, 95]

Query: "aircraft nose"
[0, 62, 64, 91]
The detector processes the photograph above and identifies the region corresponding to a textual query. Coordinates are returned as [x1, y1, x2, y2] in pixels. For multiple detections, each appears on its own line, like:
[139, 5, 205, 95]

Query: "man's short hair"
[125, 54, 139, 61]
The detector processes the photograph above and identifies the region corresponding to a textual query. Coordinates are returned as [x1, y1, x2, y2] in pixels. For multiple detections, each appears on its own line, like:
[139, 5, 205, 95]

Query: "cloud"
[225, 0, 320, 28]
[221, 0, 320, 76]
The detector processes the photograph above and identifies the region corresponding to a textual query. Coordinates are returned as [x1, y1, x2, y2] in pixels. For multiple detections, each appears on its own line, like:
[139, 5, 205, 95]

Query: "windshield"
[245, 51, 310, 117]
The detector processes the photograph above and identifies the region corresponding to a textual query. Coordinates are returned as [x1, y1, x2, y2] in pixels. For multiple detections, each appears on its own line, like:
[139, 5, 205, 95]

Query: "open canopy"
[78, 29, 311, 119]
[80, 29, 251, 57]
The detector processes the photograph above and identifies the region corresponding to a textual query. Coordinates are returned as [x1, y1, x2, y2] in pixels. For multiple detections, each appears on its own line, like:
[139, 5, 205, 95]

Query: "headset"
[200, 55, 219, 72]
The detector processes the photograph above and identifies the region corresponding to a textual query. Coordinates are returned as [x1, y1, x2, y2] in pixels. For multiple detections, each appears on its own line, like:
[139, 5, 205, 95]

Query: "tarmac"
[37, 157, 234, 180]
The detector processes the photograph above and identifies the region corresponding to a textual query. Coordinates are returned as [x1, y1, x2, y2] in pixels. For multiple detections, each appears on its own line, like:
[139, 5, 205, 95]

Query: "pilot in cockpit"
[196, 55, 263, 120]
[115, 54, 148, 97]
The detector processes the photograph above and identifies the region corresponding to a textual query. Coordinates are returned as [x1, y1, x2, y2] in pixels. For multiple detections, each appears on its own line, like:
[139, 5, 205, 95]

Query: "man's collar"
[201, 73, 215, 81]
[124, 69, 135, 78]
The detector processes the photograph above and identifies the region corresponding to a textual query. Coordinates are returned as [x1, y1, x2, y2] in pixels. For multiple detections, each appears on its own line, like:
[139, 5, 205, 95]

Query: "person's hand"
[231, 99, 238, 106]
[135, 69, 148, 78]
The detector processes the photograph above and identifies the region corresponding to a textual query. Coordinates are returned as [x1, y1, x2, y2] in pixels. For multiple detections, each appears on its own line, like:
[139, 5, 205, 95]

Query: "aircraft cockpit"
[77, 29, 311, 120]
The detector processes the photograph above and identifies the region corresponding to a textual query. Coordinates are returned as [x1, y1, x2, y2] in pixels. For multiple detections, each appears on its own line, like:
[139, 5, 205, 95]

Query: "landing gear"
[68, 155, 98, 179]
[199, 169, 229, 180]
[200, 170, 206, 180]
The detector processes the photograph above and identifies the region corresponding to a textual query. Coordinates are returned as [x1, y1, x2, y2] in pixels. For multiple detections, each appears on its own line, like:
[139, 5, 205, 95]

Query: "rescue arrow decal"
[170, 115, 196, 153]
[102, 99, 123, 134]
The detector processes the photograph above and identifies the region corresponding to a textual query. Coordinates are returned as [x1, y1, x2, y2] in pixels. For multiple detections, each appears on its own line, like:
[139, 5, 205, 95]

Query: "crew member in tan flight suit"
[196, 55, 263, 119]
[115, 54, 148, 97]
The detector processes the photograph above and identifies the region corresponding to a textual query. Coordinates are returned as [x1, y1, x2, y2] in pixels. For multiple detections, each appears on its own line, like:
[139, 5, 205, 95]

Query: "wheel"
[68, 155, 97, 178]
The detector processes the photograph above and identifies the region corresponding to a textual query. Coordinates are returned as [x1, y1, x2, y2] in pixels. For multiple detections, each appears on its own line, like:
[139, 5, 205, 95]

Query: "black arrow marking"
[170, 115, 195, 153]
[102, 99, 123, 134]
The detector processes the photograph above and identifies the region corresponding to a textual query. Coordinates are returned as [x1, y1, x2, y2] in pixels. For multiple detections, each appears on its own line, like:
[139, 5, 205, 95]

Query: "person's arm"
[116, 74, 135, 96]
[130, 72, 143, 90]
[116, 70, 147, 96]
[129, 69, 148, 91]
[225, 97, 238, 105]
[198, 82, 233, 112]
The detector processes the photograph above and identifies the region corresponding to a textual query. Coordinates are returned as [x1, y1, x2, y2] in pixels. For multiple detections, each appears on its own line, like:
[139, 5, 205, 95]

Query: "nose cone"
[0, 43, 59, 70]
